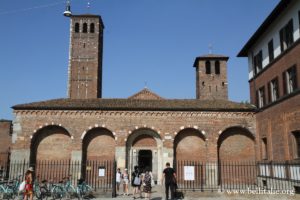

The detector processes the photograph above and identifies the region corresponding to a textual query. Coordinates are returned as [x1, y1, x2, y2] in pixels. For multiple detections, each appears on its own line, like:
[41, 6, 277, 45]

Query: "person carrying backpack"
[131, 165, 141, 199]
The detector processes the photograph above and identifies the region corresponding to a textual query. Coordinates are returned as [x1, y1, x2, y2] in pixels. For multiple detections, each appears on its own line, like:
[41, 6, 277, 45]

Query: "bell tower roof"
[193, 54, 229, 67]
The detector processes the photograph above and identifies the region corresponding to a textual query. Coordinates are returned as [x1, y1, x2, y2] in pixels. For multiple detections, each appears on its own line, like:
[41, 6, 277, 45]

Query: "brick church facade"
[9, 14, 257, 184]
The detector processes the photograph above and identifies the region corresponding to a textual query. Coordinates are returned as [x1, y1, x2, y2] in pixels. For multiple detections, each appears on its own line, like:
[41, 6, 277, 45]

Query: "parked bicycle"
[76, 179, 93, 199]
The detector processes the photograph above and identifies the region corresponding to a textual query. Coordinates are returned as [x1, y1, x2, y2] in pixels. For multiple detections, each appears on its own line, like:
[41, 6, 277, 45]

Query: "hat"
[28, 167, 34, 172]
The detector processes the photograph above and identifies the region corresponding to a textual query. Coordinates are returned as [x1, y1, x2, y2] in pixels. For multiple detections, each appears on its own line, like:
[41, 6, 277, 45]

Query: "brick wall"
[132, 134, 156, 147]
[0, 120, 12, 164]
[218, 128, 256, 161]
[83, 128, 115, 160]
[12, 110, 256, 164]
[256, 94, 300, 161]
[175, 129, 206, 161]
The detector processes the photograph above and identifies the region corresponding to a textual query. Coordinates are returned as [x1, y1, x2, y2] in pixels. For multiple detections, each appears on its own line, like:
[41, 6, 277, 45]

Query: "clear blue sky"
[0, 0, 279, 120]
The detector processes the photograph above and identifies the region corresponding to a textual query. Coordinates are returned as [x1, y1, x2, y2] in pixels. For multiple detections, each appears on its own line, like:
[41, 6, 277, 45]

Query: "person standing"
[116, 168, 122, 195]
[142, 167, 152, 200]
[163, 162, 176, 200]
[131, 165, 141, 199]
[122, 168, 129, 196]
[23, 167, 34, 200]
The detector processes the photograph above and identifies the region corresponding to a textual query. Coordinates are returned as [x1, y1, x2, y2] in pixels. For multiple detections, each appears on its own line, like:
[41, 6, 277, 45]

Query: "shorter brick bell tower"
[193, 54, 229, 100]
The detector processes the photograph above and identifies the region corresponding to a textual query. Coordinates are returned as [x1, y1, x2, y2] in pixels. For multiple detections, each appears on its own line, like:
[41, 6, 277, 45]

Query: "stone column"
[115, 146, 126, 169]
[70, 136, 83, 180]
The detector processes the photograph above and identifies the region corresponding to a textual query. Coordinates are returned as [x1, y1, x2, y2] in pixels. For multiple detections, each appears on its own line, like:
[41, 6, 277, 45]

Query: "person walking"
[122, 168, 129, 196]
[142, 167, 152, 200]
[116, 168, 122, 195]
[131, 165, 141, 199]
[23, 167, 34, 200]
[163, 162, 176, 200]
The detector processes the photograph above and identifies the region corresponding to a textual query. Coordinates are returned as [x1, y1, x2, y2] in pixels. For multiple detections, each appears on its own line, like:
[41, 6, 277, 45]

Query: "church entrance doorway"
[126, 128, 163, 185]
[138, 150, 152, 172]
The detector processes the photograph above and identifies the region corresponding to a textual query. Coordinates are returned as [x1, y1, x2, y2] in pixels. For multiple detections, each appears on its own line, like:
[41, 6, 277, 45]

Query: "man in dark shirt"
[163, 162, 176, 200]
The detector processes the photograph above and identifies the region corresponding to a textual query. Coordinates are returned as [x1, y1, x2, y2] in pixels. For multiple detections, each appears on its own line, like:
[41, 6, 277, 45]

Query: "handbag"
[151, 179, 155, 187]
[133, 174, 140, 185]
[19, 181, 25, 192]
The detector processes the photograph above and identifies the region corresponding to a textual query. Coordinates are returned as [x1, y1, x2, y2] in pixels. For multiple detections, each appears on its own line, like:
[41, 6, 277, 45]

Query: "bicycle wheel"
[82, 184, 93, 199]
[13, 192, 23, 200]
[0, 186, 5, 199]
[66, 185, 78, 199]
[6, 187, 15, 200]
[35, 187, 42, 199]
[39, 186, 48, 200]
[51, 186, 64, 200]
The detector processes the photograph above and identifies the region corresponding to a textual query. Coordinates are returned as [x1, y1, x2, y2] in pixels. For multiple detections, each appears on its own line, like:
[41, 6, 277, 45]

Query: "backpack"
[133, 172, 140, 185]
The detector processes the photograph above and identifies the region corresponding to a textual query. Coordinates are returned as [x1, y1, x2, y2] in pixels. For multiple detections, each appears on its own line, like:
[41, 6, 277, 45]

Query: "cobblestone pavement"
[91, 185, 300, 200]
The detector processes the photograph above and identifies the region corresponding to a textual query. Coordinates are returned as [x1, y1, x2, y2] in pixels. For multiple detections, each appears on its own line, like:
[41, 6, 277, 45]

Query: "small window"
[261, 138, 268, 160]
[215, 61, 220, 74]
[83, 23, 88, 33]
[253, 50, 263, 75]
[75, 23, 80, 33]
[283, 65, 297, 95]
[268, 77, 279, 103]
[90, 23, 95, 33]
[279, 19, 294, 52]
[205, 61, 211, 74]
[268, 39, 274, 62]
[257, 86, 265, 108]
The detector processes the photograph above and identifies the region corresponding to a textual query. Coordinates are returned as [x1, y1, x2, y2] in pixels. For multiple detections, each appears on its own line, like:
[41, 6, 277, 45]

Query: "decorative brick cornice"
[15, 110, 255, 118]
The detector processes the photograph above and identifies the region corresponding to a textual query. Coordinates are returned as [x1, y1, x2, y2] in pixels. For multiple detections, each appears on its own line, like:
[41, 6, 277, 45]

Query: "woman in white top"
[116, 168, 121, 195]
[122, 168, 129, 195]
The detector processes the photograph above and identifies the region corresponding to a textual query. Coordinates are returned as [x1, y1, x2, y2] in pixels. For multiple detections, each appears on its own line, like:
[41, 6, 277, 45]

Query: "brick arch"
[217, 126, 255, 161]
[174, 128, 206, 161]
[82, 127, 115, 161]
[30, 125, 72, 165]
[126, 127, 162, 148]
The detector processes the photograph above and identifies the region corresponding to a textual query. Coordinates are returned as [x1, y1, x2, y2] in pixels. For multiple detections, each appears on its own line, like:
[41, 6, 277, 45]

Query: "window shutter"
[294, 66, 298, 89]
[256, 90, 259, 108]
[268, 82, 271, 103]
[282, 71, 287, 95]
[279, 29, 284, 52]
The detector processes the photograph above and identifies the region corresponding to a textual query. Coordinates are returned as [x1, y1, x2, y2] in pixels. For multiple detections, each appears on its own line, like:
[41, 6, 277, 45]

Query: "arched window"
[215, 61, 220, 74]
[205, 61, 211, 74]
[75, 23, 80, 33]
[83, 23, 88, 33]
[90, 23, 95, 33]
[292, 132, 300, 159]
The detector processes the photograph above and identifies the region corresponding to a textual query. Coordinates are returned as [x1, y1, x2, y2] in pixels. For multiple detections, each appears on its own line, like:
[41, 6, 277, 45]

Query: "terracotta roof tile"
[12, 98, 256, 112]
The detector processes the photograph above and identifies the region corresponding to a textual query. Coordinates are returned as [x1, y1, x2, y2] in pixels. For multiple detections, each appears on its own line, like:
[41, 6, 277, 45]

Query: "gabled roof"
[12, 98, 256, 112]
[128, 88, 164, 100]
[238, 0, 293, 57]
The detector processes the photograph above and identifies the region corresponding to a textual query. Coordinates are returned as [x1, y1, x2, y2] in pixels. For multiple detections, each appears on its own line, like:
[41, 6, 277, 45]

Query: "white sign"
[184, 166, 195, 181]
[98, 168, 105, 177]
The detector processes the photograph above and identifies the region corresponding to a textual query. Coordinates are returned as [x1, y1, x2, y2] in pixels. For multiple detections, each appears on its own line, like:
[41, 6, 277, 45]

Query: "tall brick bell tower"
[193, 54, 229, 100]
[67, 13, 104, 99]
